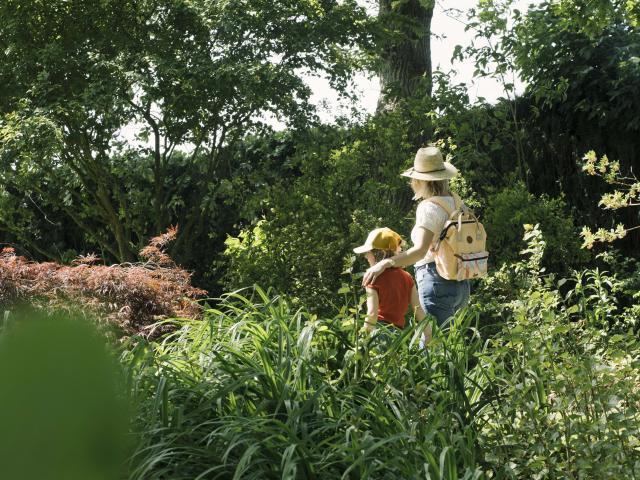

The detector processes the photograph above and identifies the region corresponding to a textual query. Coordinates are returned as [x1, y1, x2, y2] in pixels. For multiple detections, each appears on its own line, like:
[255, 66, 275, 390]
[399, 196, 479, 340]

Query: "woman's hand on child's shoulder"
[362, 260, 388, 287]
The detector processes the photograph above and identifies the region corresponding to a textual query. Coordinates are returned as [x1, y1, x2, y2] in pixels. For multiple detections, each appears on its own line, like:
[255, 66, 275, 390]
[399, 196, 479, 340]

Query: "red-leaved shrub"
[0, 227, 206, 336]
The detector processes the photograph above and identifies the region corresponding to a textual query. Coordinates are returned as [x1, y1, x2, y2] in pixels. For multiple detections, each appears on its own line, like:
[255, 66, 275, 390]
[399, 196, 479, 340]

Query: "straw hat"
[353, 227, 402, 254]
[401, 147, 458, 181]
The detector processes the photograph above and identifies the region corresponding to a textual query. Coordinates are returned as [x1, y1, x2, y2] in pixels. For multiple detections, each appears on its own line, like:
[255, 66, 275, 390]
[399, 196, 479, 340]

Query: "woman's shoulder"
[417, 197, 453, 215]
[419, 195, 454, 204]
[429, 195, 455, 203]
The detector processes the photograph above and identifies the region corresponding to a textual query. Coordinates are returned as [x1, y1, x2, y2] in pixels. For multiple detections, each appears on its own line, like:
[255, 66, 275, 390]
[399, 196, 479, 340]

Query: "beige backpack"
[427, 194, 489, 281]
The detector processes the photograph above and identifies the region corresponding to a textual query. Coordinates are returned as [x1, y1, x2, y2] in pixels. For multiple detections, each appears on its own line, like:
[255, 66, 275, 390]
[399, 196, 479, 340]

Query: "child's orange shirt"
[366, 268, 414, 329]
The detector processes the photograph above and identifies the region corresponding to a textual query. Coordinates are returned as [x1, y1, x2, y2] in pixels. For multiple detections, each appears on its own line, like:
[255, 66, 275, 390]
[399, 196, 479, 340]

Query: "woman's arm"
[363, 287, 379, 333]
[410, 285, 431, 345]
[362, 227, 434, 286]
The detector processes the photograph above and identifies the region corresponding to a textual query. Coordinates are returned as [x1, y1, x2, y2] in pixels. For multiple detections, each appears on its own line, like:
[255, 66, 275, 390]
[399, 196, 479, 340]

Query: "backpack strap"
[426, 196, 455, 218]
[427, 194, 465, 252]
[426, 193, 465, 220]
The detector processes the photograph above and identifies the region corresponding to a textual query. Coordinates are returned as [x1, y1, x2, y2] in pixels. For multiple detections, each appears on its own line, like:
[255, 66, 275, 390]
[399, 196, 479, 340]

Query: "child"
[354, 227, 430, 344]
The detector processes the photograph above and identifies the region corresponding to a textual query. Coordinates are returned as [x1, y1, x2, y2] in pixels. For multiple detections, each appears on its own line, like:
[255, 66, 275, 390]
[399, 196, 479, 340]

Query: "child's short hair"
[370, 248, 396, 263]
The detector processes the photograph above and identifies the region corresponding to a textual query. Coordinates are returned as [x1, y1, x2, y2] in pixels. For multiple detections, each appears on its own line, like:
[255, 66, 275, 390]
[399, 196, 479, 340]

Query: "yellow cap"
[353, 227, 402, 254]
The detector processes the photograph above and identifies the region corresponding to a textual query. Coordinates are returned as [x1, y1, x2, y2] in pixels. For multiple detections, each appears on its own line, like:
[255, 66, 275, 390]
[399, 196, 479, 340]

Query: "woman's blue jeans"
[415, 262, 470, 329]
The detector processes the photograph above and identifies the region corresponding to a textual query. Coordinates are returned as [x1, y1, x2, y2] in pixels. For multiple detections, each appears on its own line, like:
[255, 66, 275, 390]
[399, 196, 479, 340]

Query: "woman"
[362, 146, 470, 329]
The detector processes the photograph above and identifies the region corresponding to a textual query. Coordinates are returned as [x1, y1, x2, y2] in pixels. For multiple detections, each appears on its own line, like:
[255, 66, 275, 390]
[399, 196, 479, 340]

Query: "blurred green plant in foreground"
[0, 309, 129, 480]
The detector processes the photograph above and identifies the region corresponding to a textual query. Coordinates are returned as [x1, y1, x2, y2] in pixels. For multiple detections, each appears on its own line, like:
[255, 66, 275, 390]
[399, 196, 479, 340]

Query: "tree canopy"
[0, 0, 374, 261]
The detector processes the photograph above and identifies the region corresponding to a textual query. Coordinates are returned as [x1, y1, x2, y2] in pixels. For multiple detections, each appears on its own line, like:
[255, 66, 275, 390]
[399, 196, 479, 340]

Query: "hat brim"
[401, 162, 458, 181]
[353, 245, 372, 254]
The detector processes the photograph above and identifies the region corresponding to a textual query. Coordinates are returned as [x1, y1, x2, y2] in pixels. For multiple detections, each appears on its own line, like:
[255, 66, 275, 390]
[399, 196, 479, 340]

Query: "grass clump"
[123, 287, 489, 479]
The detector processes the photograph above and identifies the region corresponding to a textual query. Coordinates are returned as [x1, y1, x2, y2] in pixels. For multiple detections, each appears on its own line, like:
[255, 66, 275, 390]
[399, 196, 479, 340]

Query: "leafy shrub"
[0, 228, 205, 335]
[473, 226, 640, 478]
[477, 284, 640, 478]
[222, 116, 418, 311]
[572, 250, 640, 333]
[483, 183, 588, 273]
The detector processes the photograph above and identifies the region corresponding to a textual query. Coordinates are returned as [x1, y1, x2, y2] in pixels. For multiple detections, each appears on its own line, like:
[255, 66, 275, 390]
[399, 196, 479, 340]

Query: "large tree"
[377, 0, 434, 110]
[0, 0, 374, 263]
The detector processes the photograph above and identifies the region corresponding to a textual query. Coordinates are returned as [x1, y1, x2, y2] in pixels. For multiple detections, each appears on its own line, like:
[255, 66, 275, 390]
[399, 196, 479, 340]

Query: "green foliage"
[482, 183, 588, 273]
[0, 309, 128, 480]
[476, 282, 640, 477]
[596, 250, 640, 331]
[123, 288, 490, 479]
[223, 114, 419, 310]
[0, 0, 375, 263]
[513, 0, 640, 125]
[580, 150, 640, 248]
[123, 229, 640, 478]
[0, 108, 73, 258]
[464, 0, 640, 128]
[472, 226, 640, 478]
[457, 0, 640, 260]
[461, 0, 529, 182]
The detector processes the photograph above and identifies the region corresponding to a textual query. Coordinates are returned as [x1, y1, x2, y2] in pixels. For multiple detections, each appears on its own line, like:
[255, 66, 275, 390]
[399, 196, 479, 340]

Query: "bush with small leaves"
[0, 227, 205, 336]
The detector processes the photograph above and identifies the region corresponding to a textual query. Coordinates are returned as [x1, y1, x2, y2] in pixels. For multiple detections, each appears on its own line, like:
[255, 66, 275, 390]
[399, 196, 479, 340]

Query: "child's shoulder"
[397, 268, 415, 284]
[380, 267, 414, 284]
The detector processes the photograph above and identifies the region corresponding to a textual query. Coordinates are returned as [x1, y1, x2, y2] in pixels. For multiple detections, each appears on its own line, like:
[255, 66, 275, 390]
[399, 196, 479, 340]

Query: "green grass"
[123, 288, 491, 479]
[122, 273, 640, 479]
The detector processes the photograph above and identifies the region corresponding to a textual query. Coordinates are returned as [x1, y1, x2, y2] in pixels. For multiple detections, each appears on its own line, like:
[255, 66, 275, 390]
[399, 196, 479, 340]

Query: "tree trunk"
[377, 0, 434, 110]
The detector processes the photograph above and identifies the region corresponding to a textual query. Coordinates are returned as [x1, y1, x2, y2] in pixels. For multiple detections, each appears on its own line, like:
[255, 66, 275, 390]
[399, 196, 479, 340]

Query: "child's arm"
[410, 285, 431, 345]
[364, 287, 379, 332]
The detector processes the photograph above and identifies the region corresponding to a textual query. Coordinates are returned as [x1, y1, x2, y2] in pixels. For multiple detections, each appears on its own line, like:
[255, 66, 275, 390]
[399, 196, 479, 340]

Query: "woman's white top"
[411, 196, 456, 267]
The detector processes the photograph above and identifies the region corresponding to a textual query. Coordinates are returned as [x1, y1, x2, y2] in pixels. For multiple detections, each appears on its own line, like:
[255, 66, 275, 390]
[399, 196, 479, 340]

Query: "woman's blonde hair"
[411, 178, 451, 200]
